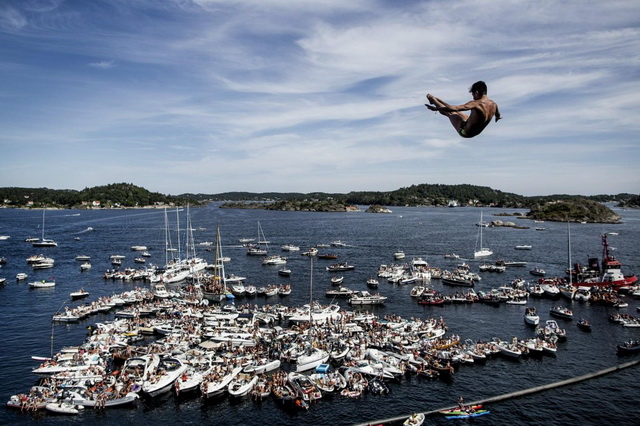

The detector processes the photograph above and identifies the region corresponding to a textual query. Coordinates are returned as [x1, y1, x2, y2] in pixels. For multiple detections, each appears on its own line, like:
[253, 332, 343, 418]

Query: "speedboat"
[530, 267, 546, 276]
[296, 348, 330, 372]
[404, 412, 425, 426]
[228, 373, 258, 398]
[617, 340, 640, 354]
[45, 401, 84, 415]
[70, 289, 89, 300]
[577, 318, 592, 332]
[29, 279, 56, 288]
[201, 366, 243, 398]
[550, 306, 573, 320]
[524, 307, 540, 326]
[325, 287, 354, 297]
[141, 356, 187, 397]
[326, 262, 355, 272]
[348, 291, 387, 305]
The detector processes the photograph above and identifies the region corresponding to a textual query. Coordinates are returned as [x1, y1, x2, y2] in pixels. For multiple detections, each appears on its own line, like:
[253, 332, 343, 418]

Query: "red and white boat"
[570, 234, 638, 290]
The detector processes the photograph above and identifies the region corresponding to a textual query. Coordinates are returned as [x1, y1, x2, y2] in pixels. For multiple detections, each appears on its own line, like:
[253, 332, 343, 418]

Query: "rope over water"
[353, 359, 640, 426]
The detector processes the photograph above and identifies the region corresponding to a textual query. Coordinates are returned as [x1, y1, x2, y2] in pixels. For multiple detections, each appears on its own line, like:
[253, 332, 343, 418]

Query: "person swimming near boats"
[425, 81, 501, 138]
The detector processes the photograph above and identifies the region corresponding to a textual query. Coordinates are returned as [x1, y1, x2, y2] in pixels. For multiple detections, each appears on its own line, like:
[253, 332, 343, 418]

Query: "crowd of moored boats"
[8, 283, 574, 417]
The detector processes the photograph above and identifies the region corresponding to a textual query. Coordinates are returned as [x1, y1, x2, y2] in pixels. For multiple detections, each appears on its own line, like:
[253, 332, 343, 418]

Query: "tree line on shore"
[0, 182, 637, 212]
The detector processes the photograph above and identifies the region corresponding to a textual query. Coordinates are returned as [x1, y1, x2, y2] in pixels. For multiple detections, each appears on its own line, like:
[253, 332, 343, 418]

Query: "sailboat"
[33, 209, 57, 247]
[203, 224, 233, 302]
[246, 221, 268, 256]
[473, 211, 492, 258]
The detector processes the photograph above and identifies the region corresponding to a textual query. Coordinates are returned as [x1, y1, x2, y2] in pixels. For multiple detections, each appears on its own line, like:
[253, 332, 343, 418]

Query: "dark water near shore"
[1, 205, 639, 425]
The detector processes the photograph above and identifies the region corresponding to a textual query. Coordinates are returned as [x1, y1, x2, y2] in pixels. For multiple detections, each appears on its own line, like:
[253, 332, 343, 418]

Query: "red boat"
[418, 295, 446, 306]
[570, 234, 638, 290]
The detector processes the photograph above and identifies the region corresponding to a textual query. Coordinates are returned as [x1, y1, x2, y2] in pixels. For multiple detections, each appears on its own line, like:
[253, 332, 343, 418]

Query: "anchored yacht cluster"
[7, 285, 565, 416]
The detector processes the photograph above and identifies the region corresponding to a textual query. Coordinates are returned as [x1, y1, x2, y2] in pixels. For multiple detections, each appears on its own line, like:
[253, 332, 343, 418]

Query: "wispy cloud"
[88, 60, 115, 69]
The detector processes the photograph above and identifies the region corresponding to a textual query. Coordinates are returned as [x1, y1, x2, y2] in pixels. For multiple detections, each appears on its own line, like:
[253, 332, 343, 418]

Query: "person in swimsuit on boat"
[425, 81, 501, 138]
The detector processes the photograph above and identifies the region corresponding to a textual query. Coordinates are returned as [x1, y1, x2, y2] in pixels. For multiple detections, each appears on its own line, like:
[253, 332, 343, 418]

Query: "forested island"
[0, 182, 637, 223]
[0, 183, 194, 209]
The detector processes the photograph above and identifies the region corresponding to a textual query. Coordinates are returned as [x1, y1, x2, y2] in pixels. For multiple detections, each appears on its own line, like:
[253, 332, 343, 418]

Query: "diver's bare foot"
[425, 104, 437, 111]
[426, 94, 436, 104]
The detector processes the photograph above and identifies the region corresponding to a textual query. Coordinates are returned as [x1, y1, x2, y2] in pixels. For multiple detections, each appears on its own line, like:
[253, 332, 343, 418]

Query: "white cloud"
[88, 60, 115, 69]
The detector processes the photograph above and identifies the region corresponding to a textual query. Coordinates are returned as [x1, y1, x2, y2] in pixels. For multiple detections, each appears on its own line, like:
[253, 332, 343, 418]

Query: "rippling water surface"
[1, 205, 639, 425]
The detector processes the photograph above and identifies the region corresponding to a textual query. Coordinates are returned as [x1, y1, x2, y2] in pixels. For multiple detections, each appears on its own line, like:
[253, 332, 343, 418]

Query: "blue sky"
[1, 0, 639, 196]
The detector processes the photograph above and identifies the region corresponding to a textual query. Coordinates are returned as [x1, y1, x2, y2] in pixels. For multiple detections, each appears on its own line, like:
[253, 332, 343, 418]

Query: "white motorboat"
[243, 358, 281, 374]
[326, 262, 355, 272]
[142, 356, 187, 397]
[410, 286, 426, 297]
[495, 339, 522, 358]
[330, 276, 344, 285]
[524, 307, 540, 326]
[515, 245, 532, 250]
[393, 250, 406, 260]
[151, 283, 171, 299]
[45, 401, 84, 415]
[349, 291, 387, 305]
[16, 272, 28, 281]
[228, 373, 258, 397]
[325, 286, 354, 297]
[278, 268, 292, 277]
[404, 412, 425, 426]
[201, 366, 242, 398]
[52, 310, 80, 322]
[70, 288, 90, 300]
[262, 255, 287, 265]
[80, 262, 92, 271]
[348, 360, 396, 380]
[281, 244, 300, 251]
[29, 279, 56, 288]
[412, 257, 429, 267]
[296, 348, 330, 372]
[550, 305, 573, 320]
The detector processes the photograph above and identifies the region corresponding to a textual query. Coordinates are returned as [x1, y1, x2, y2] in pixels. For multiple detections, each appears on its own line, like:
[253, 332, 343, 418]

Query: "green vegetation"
[0, 183, 195, 209]
[527, 198, 621, 223]
[618, 194, 640, 208]
[1, 183, 637, 223]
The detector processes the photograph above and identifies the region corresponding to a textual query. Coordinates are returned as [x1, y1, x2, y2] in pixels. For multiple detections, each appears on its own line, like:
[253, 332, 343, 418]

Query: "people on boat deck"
[425, 81, 501, 138]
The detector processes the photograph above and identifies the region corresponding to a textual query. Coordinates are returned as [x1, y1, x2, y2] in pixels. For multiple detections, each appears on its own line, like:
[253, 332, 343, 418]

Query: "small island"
[526, 199, 621, 224]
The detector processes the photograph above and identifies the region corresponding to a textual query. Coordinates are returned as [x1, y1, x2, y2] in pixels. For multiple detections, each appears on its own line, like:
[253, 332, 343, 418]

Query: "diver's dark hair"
[470, 81, 487, 95]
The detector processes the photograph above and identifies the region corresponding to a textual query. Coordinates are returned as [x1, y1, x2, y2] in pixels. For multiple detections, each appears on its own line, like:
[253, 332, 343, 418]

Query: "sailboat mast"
[214, 224, 226, 296]
[309, 255, 313, 323]
[480, 211, 483, 248]
[176, 207, 182, 261]
[164, 208, 169, 266]
[567, 220, 572, 285]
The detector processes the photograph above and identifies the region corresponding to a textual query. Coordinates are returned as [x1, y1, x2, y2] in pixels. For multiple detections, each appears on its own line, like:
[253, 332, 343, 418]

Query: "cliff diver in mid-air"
[425, 81, 501, 138]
